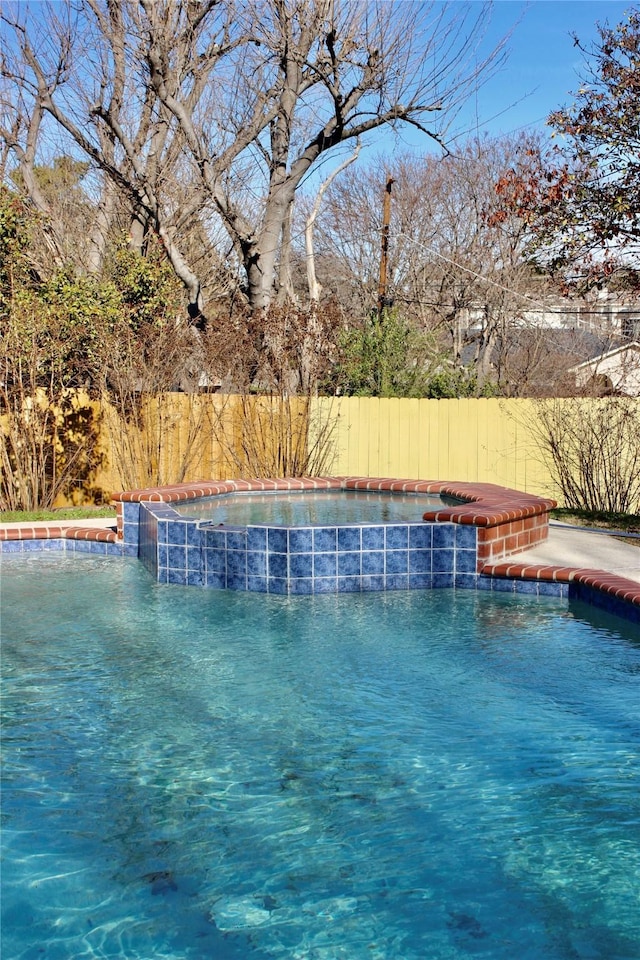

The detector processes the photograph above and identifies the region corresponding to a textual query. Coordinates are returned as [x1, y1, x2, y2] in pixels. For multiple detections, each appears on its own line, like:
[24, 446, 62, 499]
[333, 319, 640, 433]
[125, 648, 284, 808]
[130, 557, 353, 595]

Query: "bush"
[529, 397, 640, 514]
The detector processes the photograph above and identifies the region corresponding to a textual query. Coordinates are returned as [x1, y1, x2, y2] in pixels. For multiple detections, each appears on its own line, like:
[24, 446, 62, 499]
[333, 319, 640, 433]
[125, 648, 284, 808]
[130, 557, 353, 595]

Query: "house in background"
[569, 341, 640, 396]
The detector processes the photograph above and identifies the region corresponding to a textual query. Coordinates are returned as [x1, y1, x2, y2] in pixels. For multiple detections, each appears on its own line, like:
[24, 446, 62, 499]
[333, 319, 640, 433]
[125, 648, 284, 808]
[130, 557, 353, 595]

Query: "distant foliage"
[492, 9, 640, 291]
[326, 309, 444, 398]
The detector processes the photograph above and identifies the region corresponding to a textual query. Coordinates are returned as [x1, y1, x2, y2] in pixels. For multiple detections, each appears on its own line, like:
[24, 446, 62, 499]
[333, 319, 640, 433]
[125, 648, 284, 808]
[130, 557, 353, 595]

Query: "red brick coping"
[3, 477, 639, 610]
[482, 560, 640, 609]
[0, 524, 118, 543]
[110, 476, 556, 562]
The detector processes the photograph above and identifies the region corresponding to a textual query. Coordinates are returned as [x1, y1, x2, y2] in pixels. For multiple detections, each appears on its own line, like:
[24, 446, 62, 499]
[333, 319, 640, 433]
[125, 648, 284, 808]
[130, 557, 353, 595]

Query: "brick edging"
[482, 559, 640, 608]
[0, 524, 118, 543]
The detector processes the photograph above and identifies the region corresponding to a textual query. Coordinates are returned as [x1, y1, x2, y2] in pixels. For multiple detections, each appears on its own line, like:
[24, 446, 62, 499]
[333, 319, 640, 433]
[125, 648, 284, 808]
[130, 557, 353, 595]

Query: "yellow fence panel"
[311, 397, 563, 499]
[9, 394, 634, 508]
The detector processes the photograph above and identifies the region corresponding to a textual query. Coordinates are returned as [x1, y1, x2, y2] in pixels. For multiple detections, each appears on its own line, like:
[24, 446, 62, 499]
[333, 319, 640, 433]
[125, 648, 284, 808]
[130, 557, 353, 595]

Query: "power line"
[392, 231, 640, 318]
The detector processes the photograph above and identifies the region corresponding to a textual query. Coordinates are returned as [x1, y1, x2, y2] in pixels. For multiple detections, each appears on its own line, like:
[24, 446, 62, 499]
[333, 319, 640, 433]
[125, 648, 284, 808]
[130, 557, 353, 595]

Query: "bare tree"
[2, 0, 505, 321]
[312, 134, 560, 393]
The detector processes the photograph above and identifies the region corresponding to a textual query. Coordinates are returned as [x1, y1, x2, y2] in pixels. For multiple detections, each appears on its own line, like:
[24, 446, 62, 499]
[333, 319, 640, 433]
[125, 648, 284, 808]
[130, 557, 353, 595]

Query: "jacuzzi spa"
[113, 477, 556, 596]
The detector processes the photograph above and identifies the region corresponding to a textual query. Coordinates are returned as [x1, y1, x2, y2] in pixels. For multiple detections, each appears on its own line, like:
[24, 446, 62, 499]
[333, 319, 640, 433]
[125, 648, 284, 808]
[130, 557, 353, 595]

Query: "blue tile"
[290, 578, 314, 595]
[362, 551, 385, 575]
[186, 524, 201, 546]
[205, 571, 226, 589]
[186, 546, 201, 570]
[314, 577, 337, 593]
[433, 573, 454, 589]
[409, 549, 432, 574]
[409, 573, 433, 590]
[314, 527, 337, 552]
[491, 578, 516, 593]
[23, 540, 46, 551]
[455, 525, 477, 549]
[157, 521, 169, 543]
[433, 524, 455, 548]
[247, 527, 267, 551]
[247, 576, 268, 593]
[205, 528, 226, 549]
[157, 566, 169, 583]
[227, 550, 247, 578]
[338, 527, 361, 551]
[338, 551, 361, 576]
[476, 576, 494, 591]
[538, 581, 566, 597]
[386, 550, 408, 574]
[167, 522, 188, 545]
[268, 577, 289, 595]
[247, 551, 267, 576]
[168, 567, 187, 585]
[168, 545, 187, 569]
[226, 530, 247, 551]
[205, 548, 225, 573]
[268, 528, 288, 553]
[362, 527, 384, 550]
[455, 549, 477, 573]
[362, 575, 385, 592]
[314, 552, 337, 577]
[454, 574, 478, 590]
[514, 579, 539, 594]
[386, 525, 408, 549]
[289, 528, 313, 553]
[1, 541, 24, 553]
[432, 548, 454, 573]
[338, 576, 361, 593]
[409, 524, 432, 549]
[268, 553, 288, 578]
[227, 571, 247, 591]
[44, 539, 65, 551]
[83, 541, 108, 554]
[385, 574, 409, 591]
[123, 502, 140, 522]
[290, 553, 313, 578]
[187, 568, 204, 586]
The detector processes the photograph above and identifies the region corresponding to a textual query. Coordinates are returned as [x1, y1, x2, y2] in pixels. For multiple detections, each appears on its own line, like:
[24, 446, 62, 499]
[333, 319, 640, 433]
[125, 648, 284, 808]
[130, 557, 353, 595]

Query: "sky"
[448, 0, 632, 142]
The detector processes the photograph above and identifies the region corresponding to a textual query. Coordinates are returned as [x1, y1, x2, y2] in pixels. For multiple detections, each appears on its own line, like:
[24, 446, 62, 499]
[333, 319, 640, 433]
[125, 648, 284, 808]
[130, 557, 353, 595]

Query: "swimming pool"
[3, 554, 639, 959]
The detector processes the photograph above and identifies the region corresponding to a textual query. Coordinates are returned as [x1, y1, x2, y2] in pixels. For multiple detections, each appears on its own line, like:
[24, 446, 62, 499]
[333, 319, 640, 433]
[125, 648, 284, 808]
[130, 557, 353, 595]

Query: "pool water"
[2, 555, 640, 960]
[172, 490, 461, 525]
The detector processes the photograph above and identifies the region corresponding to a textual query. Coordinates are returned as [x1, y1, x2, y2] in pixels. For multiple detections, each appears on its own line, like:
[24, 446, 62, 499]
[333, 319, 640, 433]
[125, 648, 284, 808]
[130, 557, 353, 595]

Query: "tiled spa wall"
[137, 499, 480, 594]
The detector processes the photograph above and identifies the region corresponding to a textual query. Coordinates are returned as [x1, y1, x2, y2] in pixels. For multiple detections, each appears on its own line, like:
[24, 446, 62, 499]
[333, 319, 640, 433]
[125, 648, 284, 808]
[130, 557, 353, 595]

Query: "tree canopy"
[1, 0, 504, 317]
[493, 6, 640, 291]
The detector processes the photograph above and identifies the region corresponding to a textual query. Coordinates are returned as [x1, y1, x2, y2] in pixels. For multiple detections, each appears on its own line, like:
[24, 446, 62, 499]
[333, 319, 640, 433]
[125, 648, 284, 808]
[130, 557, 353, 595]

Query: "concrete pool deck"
[512, 522, 640, 584]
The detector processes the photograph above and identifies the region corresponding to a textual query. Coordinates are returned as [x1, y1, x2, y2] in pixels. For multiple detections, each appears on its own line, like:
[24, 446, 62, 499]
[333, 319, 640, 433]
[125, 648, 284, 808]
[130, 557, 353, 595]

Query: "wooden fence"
[86, 396, 555, 501]
[316, 397, 552, 497]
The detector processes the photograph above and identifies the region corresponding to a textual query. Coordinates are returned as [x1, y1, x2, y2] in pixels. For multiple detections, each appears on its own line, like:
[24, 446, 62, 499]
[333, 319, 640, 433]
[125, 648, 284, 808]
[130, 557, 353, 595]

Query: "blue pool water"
[172, 490, 461, 526]
[2, 554, 640, 960]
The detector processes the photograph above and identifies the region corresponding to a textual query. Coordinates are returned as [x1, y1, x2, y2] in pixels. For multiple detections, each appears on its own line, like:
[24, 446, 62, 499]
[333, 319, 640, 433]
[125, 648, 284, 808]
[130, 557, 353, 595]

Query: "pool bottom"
[3, 555, 639, 960]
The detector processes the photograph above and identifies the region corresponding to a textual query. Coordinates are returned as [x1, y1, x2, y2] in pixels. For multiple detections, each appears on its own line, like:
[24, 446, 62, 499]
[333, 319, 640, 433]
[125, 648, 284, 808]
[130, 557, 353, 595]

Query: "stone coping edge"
[482, 560, 640, 608]
[0, 525, 118, 543]
[111, 475, 557, 528]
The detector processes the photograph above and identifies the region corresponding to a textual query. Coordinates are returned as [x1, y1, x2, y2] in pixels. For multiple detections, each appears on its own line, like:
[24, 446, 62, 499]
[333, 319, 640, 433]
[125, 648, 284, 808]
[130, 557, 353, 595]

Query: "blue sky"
[452, 0, 632, 141]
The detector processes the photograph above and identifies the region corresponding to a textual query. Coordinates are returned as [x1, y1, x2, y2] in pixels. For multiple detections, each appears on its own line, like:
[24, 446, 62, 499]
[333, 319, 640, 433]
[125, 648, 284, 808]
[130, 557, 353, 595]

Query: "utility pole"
[377, 175, 395, 316]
